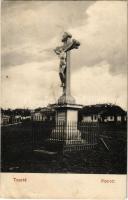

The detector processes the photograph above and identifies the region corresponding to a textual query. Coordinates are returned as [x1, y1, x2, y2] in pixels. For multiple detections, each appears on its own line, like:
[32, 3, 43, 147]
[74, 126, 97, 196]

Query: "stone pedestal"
[56, 103, 81, 121]
[51, 103, 82, 143]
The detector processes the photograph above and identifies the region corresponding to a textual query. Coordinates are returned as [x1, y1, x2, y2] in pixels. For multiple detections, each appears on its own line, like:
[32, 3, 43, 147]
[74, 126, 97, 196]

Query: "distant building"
[31, 112, 43, 121]
[15, 115, 22, 122]
[31, 106, 55, 122]
[79, 104, 127, 123]
[21, 116, 31, 121]
[1, 115, 10, 125]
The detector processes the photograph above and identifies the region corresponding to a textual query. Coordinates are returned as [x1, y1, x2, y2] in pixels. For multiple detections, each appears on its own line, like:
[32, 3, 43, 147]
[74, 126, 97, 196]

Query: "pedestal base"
[52, 103, 82, 139]
[54, 103, 82, 121]
[45, 138, 87, 152]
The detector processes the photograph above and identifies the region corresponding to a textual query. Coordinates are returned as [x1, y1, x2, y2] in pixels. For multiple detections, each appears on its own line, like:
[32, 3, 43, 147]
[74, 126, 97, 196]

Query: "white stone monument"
[52, 32, 82, 142]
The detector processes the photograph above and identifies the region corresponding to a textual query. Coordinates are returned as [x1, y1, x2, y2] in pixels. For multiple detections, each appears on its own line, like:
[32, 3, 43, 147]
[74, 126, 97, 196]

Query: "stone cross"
[54, 32, 80, 104]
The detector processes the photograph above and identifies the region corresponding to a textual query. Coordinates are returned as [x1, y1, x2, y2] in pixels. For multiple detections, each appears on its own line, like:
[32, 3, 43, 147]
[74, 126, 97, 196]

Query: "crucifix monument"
[52, 32, 82, 141]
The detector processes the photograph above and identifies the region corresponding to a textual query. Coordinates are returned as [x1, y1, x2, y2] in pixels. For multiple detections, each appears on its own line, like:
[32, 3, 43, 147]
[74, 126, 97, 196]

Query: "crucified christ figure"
[54, 32, 80, 88]
[54, 46, 66, 87]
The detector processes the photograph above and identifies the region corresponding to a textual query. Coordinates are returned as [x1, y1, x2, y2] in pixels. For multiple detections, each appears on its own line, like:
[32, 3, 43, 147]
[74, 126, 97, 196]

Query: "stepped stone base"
[46, 103, 83, 152]
[44, 138, 87, 152]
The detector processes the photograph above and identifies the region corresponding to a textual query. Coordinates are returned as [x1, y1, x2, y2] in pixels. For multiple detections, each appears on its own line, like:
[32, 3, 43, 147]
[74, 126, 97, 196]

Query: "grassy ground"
[1, 121, 127, 174]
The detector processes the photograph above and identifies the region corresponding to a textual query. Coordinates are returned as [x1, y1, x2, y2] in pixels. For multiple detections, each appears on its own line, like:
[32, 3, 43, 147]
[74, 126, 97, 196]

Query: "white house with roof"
[31, 107, 55, 122]
[79, 104, 127, 123]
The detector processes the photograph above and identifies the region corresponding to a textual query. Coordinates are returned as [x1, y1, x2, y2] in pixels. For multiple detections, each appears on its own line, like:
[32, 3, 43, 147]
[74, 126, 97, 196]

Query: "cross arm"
[63, 39, 80, 52]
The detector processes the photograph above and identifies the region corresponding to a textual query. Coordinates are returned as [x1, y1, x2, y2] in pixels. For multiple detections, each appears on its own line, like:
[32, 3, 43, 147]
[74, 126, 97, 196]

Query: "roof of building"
[33, 107, 55, 115]
[80, 103, 126, 116]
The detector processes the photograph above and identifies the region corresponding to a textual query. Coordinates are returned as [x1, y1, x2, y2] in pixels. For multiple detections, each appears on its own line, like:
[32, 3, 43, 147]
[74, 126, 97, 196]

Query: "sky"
[1, 1, 127, 110]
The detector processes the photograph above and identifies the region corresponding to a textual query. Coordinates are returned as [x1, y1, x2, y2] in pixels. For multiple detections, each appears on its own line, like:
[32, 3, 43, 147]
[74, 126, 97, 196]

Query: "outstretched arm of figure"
[54, 48, 60, 55]
[54, 46, 64, 55]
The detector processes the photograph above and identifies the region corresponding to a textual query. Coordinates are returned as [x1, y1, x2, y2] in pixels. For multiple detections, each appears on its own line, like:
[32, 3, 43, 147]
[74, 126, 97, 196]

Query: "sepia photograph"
[1, 0, 127, 179]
